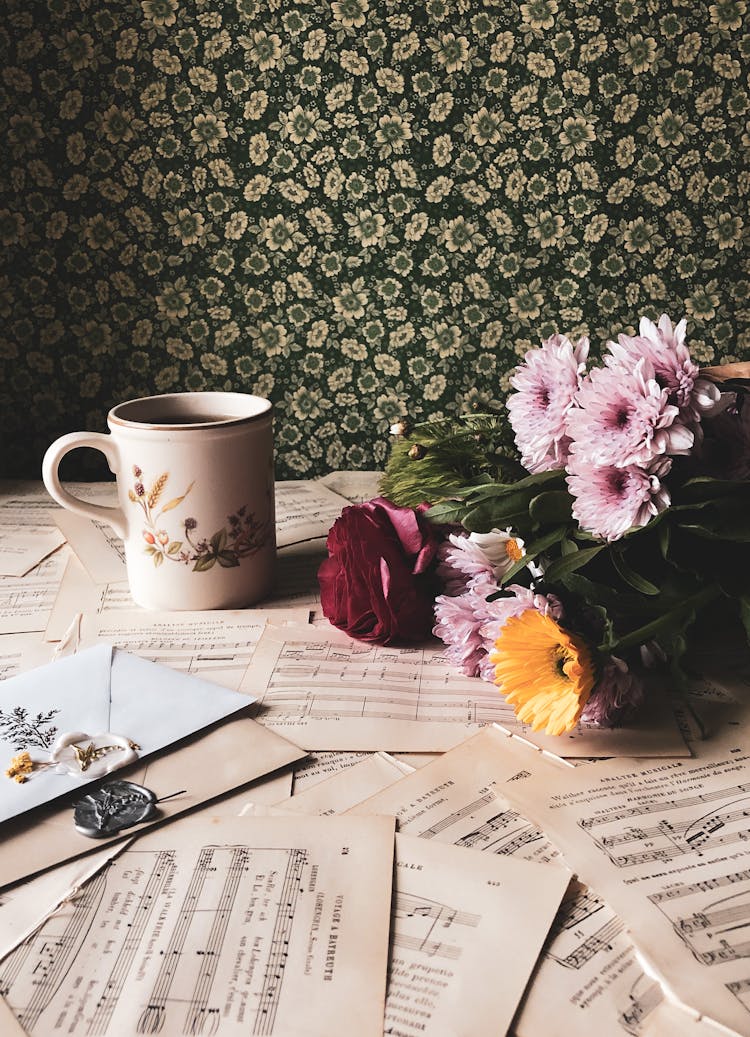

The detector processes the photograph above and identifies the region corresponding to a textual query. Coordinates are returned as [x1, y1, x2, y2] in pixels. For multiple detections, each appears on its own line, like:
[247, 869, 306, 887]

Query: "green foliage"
[421, 453, 750, 665]
[380, 414, 521, 508]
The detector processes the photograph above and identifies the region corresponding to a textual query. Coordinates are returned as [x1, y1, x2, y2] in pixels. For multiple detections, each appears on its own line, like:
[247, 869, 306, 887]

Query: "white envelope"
[0, 643, 256, 825]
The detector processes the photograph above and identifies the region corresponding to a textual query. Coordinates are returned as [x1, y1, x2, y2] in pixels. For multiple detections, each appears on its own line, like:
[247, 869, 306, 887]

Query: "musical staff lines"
[87, 852, 175, 1035]
[184, 848, 251, 1037]
[649, 870, 750, 966]
[0, 869, 108, 1030]
[0, 816, 389, 1037]
[253, 850, 307, 1035]
[727, 976, 750, 1014]
[578, 788, 750, 868]
[138, 847, 216, 1034]
[617, 973, 663, 1035]
[261, 640, 519, 727]
[544, 889, 626, 971]
[92, 521, 126, 564]
[392, 893, 479, 962]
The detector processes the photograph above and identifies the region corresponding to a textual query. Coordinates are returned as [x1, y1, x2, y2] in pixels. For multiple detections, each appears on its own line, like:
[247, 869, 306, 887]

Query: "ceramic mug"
[42, 392, 276, 610]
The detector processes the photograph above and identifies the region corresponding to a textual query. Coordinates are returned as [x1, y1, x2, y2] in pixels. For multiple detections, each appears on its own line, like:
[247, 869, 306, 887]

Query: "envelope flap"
[0, 645, 256, 827]
[110, 649, 255, 754]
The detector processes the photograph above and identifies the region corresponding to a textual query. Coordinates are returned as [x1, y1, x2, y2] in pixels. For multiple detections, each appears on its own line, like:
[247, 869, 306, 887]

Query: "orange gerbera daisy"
[490, 609, 595, 736]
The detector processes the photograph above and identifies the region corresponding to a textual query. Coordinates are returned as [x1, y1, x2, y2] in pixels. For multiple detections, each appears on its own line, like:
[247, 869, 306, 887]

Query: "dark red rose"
[318, 497, 439, 645]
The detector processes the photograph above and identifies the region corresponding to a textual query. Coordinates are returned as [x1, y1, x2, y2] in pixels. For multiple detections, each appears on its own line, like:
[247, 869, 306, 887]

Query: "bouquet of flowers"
[319, 315, 750, 736]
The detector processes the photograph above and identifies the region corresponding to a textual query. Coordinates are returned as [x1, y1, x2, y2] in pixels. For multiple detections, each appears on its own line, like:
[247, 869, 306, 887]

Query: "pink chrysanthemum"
[567, 357, 693, 468]
[607, 314, 722, 430]
[507, 333, 589, 472]
[567, 455, 672, 541]
[581, 657, 645, 727]
[433, 589, 489, 676]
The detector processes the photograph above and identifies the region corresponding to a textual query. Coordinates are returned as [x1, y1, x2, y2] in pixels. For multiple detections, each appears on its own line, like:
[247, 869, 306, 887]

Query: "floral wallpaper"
[1, 0, 748, 479]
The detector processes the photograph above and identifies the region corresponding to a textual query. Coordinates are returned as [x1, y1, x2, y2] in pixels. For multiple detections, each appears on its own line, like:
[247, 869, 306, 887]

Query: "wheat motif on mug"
[128, 466, 270, 571]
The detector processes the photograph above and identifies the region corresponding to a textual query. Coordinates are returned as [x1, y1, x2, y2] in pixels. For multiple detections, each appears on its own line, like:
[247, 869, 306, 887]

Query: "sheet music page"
[291, 750, 372, 793]
[349, 727, 562, 864]
[0, 996, 25, 1037]
[284, 752, 413, 815]
[45, 554, 131, 640]
[0, 529, 65, 578]
[0, 843, 130, 959]
[243, 625, 689, 755]
[268, 540, 325, 607]
[46, 541, 323, 644]
[512, 880, 666, 1037]
[317, 470, 382, 504]
[388, 835, 570, 1037]
[496, 731, 750, 1035]
[54, 508, 128, 583]
[348, 729, 674, 1036]
[0, 632, 54, 680]
[0, 716, 306, 890]
[0, 813, 395, 1037]
[0, 481, 114, 533]
[274, 480, 348, 547]
[394, 753, 443, 770]
[0, 547, 71, 634]
[83, 607, 310, 689]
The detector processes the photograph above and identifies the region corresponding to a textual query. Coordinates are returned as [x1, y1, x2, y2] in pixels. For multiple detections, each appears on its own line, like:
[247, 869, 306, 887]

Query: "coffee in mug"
[42, 392, 275, 610]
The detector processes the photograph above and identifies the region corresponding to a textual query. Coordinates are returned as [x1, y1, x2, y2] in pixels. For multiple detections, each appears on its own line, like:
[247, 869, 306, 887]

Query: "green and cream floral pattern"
[1, 0, 747, 478]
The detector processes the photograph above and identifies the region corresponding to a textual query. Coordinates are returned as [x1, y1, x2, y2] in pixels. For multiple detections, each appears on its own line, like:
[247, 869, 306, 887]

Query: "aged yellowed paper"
[284, 751, 413, 815]
[0, 715, 306, 889]
[0, 813, 395, 1037]
[243, 626, 688, 755]
[498, 730, 750, 1035]
[78, 606, 310, 689]
[388, 835, 570, 1037]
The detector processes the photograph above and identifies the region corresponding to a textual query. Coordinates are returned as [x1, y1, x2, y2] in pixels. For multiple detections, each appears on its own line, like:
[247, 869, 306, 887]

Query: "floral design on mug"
[128, 466, 271, 572]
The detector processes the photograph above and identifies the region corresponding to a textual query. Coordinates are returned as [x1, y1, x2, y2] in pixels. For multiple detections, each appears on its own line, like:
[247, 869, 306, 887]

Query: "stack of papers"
[0, 475, 746, 1035]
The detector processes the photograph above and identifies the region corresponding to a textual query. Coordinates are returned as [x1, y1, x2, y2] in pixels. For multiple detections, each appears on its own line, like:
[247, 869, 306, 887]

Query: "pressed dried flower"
[5, 751, 34, 783]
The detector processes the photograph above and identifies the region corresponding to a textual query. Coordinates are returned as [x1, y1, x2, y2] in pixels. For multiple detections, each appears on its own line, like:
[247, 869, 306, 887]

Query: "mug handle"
[42, 432, 128, 539]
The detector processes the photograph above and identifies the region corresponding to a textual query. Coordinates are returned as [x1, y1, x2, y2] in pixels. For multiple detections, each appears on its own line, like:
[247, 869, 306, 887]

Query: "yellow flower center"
[506, 537, 523, 563]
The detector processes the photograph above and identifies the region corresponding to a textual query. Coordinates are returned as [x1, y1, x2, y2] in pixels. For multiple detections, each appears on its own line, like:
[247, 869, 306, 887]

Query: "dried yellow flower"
[5, 751, 34, 784]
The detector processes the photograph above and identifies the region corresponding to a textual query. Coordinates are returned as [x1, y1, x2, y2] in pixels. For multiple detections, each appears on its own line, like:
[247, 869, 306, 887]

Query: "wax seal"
[51, 732, 140, 780]
[73, 780, 158, 838]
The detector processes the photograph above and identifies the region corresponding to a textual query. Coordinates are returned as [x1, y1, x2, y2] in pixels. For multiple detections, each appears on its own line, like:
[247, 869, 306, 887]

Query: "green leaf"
[461, 502, 530, 533]
[607, 585, 722, 653]
[542, 545, 605, 584]
[677, 518, 750, 542]
[167, 541, 183, 555]
[153, 552, 164, 568]
[739, 597, 750, 647]
[193, 554, 217, 572]
[676, 477, 750, 504]
[658, 522, 671, 560]
[144, 545, 157, 556]
[210, 529, 228, 553]
[426, 499, 468, 526]
[611, 551, 660, 596]
[217, 551, 240, 568]
[528, 490, 574, 527]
